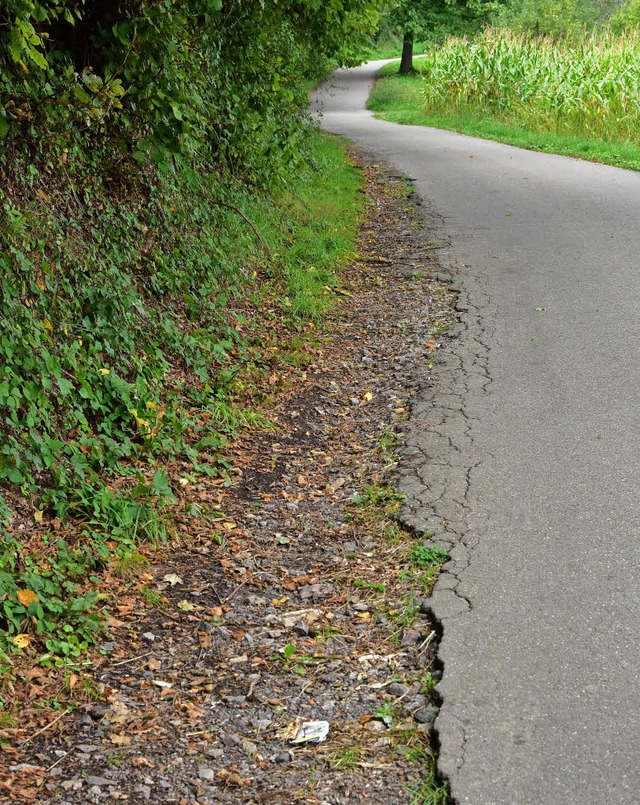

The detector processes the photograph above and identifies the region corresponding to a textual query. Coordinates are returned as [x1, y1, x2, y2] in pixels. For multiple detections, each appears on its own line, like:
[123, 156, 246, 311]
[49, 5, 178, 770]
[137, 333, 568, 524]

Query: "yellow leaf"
[177, 600, 195, 612]
[362, 392, 373, 402]
[99, 368, 110, 376]
[145, 401, 157, 410]
[42, 318, 53, 332]
[34, 510, 44, 523]
[17, 589, 39, 607]
[37, 189, 49, 202]
[271, 596, 288, 606]
[12, 634, 30, 649]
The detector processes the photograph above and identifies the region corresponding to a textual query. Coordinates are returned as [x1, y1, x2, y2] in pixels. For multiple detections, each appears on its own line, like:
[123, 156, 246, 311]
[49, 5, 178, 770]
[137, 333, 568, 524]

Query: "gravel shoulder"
[1, 150, 458, 805]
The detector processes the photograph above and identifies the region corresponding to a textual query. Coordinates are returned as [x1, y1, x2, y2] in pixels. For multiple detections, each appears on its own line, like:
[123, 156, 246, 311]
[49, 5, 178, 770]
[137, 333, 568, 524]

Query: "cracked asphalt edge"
[394, 195, 493, 798]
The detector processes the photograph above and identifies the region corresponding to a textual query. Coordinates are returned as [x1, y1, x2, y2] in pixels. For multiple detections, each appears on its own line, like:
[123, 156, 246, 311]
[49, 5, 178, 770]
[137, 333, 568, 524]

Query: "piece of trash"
[288, 720, 330, 745]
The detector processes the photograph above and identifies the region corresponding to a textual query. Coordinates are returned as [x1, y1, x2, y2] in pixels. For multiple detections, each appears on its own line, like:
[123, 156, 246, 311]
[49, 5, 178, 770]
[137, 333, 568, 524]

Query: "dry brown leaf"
[110, 733, 132, 746]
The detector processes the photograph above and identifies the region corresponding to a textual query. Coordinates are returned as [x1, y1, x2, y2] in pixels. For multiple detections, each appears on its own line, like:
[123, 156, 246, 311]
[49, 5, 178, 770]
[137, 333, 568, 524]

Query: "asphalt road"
[312, 64, 640, 804]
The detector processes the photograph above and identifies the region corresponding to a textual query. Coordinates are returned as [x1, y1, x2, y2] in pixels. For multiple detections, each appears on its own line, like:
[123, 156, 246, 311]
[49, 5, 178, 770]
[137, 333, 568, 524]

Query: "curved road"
[312, 64, 640, 804]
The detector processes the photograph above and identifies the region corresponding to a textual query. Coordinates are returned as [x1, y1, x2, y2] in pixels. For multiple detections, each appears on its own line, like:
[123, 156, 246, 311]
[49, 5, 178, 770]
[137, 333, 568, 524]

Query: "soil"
[1, 150, 458, 805]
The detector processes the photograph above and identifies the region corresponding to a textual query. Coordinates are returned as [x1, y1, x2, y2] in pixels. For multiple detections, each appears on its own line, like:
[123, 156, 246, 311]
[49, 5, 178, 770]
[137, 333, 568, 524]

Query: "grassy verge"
[368, 51, 640, 172]
[0, 131, 361, 673]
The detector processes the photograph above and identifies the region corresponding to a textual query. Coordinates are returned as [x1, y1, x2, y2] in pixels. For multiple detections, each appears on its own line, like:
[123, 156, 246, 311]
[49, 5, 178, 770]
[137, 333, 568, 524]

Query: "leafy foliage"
[0, 1, 374, 664]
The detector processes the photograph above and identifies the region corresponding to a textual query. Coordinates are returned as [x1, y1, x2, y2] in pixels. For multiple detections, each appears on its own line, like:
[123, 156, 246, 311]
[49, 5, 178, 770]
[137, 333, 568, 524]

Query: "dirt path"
[1, 151, 457, 805]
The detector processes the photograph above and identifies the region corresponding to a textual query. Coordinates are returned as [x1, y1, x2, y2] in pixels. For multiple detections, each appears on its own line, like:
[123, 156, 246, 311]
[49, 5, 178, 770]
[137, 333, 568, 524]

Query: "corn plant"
[420, 29, 640, 142]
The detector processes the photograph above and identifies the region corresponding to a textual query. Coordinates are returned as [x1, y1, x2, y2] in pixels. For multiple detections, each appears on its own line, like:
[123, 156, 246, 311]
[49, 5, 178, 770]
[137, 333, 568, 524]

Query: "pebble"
[413, 705, 438, 724]
[275, 752, 291, 764]
[198, 767, 216, 782]
[387, 682, 409, 697]
[141, 632, 156, 643]
[400, 628, 422, 647]
[134, 785, 152, 800]
[86, 776, 116, 787]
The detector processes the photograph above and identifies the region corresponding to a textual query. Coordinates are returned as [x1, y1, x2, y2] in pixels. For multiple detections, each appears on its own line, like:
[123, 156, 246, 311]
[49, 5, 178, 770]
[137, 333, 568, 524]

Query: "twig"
[20, 708, 70, 746]
[417, 630, 436, 654]
[223, 578, 251, 603]
[112, 650, 154, 667]
[46, 751, 69, 773]
[210, 200, 270, 257]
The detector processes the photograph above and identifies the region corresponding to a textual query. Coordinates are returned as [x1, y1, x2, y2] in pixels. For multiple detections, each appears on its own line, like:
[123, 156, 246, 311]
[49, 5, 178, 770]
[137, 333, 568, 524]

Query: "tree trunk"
[399, 31, 414, 74]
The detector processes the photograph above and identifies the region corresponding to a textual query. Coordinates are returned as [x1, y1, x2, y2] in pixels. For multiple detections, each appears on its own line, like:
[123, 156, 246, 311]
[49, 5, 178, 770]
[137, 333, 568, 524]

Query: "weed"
[352, 579, 386, 594]
[409, 545, 449, 568]
[406, 767, 450, 805]
[391, 594, 421, 630]
[140, 586, 165, 608]
[112, 552, 150, 580]
[375, 701, 397, 726]
[327, 745, 362, 770]
[419, 672, 437, 695]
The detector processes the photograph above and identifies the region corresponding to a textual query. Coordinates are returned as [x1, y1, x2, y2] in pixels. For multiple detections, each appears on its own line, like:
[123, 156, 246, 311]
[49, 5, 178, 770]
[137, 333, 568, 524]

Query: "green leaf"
[57, 378, 73, 396]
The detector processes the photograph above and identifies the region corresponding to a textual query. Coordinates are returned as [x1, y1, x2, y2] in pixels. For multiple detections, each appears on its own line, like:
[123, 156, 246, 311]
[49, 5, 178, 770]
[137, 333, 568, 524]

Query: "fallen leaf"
[110, 733, 132, 746]
[16, 590, 38, 607]
[12, 634, 30, 649]
[177, 600, 195, 612]
[162, 573, 183, 586]
[132, 757, 154, 768]
[33, 510, 44, 523]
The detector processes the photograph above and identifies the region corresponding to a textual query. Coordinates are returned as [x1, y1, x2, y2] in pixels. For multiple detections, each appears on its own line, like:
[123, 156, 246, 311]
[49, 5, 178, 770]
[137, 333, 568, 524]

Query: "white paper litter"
[288, 720, 330, 745]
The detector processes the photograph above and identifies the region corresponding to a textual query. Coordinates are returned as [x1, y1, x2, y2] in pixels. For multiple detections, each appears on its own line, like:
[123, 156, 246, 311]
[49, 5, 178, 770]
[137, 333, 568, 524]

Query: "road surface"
[312, 63, 640, 804]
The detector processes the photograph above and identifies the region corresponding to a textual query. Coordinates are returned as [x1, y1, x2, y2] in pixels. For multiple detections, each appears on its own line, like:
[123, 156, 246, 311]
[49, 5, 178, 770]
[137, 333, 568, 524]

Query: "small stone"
[400, 628, 422, 647]
[76, 744, 99, 753]
[86, 776, 116, 787]
[413, 705, 438, 724]
[205, 748, 225, 759]
[134, 785, 151, 800]
[198, 767, 216, 782]
[275, 752, 291, 764]
[141, 632, 156, 643]
[387, 682, 409, 697]
[293, 620, 310, 637]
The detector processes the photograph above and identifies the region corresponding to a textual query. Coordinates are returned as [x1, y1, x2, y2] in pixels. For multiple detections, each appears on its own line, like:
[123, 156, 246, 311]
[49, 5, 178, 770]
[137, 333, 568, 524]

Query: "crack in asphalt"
[394, 205, 494, 795]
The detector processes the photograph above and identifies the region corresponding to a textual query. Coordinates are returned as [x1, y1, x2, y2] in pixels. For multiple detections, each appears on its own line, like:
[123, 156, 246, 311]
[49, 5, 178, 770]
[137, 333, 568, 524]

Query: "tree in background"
[381, 0, 498, 73]
[494, 0, 624, 35]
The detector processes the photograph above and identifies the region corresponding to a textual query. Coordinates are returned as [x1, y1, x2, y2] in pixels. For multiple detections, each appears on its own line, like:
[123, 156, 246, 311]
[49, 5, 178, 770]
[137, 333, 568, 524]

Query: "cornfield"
[420, 30, 640, 142]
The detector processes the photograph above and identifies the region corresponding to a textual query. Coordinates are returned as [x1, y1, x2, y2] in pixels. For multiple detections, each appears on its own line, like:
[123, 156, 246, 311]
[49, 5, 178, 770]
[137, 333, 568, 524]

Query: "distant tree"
[383, 0, 496, 73]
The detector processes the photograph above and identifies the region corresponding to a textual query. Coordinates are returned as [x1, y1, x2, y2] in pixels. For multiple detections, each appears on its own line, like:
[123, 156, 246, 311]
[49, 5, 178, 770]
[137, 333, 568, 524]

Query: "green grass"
[368, 33, 640, 172]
